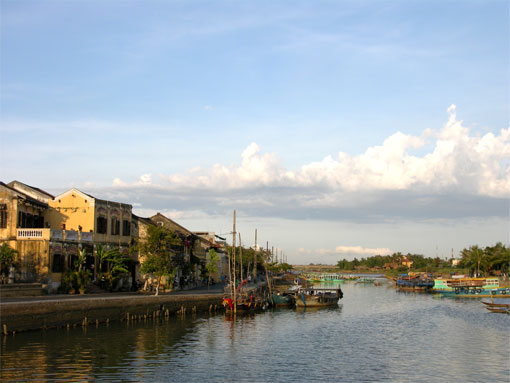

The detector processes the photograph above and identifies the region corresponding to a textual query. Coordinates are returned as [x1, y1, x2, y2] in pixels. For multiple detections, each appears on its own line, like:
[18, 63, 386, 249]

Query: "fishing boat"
[396, 274, 434, 292]
[222, 295, 264, 313]
[432, 277, 510, 297]
[270, 291, 296, 308]
[295, 287, 343, 308]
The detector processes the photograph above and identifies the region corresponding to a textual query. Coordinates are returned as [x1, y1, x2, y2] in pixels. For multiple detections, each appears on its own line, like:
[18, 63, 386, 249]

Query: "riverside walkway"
[0, 283, 229, 335]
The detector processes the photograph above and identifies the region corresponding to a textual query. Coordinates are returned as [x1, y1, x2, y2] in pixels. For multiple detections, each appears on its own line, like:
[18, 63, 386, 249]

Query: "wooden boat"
[222, 295, 264, 313]
[481, 299, 510, 314]
[295, 287, 343, 308]
[485, 306, 510, 314]
[271, 291, 295, 308]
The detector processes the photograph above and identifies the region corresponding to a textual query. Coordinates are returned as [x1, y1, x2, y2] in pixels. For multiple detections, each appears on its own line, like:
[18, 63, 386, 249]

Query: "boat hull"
[295, 290, 342, 308]
[271, 293, 295, 307]
[433, 287, 510, 298]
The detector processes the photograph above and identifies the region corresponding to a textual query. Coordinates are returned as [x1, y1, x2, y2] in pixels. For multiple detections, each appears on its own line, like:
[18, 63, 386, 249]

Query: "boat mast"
[239, 232, 243, 284]
[253, 229, 257, 280]
[232, 210, 237, 314]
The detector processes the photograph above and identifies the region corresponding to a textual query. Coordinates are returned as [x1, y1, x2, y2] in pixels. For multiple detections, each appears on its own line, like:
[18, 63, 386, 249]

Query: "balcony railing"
[17, 229, 94, 242]
[17, 228, 50, 240]
[17, 229, 129, 244]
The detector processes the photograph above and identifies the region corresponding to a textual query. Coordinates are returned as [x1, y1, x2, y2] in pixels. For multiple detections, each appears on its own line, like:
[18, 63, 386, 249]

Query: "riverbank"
[0, 287, 226, 335]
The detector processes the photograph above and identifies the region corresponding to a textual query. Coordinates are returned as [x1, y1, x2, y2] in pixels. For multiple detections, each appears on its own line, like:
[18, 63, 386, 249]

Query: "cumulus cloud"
[132, 104, 507, 198]
[108, 105, 509, 221]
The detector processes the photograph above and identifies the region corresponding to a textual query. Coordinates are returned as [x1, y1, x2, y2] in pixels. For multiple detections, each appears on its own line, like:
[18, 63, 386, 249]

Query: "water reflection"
[1, 283, 509, 382]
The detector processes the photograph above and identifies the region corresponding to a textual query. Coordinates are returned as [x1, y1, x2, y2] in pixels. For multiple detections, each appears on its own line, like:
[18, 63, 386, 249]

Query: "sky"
[1, 0, 509, 264]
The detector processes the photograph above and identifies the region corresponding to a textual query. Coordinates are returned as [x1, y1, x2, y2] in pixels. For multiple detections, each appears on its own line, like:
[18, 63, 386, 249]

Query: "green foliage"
[0, 243, 17, 276]
[459, 242, 509, 276]
[206, 249, 219, 276]
[335, 243, 509, 277]
[139, 225, 180, 290]
[61, 248, 92, 293]
[94, 245, 131, 291]
[204, 249, 219, 287]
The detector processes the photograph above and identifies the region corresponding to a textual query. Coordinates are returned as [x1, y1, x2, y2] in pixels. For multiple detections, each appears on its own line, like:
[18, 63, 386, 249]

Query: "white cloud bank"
[114, 105, 510, 200]
[298, 246, 392, 257]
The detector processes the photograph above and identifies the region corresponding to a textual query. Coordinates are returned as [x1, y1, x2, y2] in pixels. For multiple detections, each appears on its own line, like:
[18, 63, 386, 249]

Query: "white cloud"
[334, 246, 392, 256]
[106, 105, 508, 224]
[136, 105, 509, 199]
[298, 246, 392, 257]
[204, 105, 214, 111]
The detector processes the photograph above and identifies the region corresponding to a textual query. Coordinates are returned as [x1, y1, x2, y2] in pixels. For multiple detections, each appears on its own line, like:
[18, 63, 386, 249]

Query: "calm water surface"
[2, 282, 509, 382]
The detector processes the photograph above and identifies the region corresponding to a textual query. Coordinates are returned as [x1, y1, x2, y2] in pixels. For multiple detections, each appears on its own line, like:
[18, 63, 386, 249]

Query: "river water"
[1, 281, 509, 382]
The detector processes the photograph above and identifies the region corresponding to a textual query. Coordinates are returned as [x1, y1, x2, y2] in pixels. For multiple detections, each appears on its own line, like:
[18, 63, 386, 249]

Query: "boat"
[396, 273, 434, 292]
[432, 277, 510, 297]
[355, 277, 376, 284]
[222, 295, 264, 313]
[481, 298, 510, 314]
[295, 287, 343, 308]
[270, 291, 295, 308]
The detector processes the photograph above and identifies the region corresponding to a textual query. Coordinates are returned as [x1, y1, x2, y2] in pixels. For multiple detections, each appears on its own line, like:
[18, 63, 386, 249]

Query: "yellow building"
[47, 188, 135, 290]
[1, 182, 137, 292]
[0, 181, 53, 284]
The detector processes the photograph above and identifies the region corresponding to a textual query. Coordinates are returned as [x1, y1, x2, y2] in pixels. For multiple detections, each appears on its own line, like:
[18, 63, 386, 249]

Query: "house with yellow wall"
[48, 188, 136, 290]
[0, 181, 53, 285]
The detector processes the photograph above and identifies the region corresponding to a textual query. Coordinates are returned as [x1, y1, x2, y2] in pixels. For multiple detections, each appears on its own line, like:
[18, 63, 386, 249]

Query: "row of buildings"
[0, 180, 228, 292]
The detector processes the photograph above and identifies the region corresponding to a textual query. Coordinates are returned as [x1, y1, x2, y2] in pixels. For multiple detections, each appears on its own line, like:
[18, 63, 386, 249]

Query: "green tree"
[94, 245, 131, 291]
[205, 249, 219, 289]
[486, 242, 510, 275]
[0, 243, 17, 281]
[139, 225, 181, 295]
[460, 245, 487, 277]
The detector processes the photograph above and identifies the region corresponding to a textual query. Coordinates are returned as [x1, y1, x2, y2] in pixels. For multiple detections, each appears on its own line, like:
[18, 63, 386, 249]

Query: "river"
[1, 281, 509, 382]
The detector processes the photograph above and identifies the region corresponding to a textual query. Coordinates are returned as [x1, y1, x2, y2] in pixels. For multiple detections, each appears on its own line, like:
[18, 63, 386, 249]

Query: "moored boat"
[432, 277, 510, 297]
[295, 287, 343, 308]
[271, 291, 296, 308]
[396, 273, 434, 292]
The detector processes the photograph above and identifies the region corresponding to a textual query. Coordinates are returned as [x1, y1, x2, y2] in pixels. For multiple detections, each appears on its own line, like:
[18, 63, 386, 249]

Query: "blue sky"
[1, 0, 509, 263]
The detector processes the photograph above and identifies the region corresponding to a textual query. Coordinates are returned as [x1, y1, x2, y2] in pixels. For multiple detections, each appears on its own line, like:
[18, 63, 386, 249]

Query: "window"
[111, 217, 120, 235]
[52, 253, 65, 273]
[122, 220, 130, 236]
[96, 216, 107, 234]
[0, 204, 6, 229]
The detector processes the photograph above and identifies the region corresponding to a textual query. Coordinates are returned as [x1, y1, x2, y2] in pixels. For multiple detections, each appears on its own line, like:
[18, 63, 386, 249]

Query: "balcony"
[16, 228, 50, 240]
[51, 230, 94, 242]
[16, 229, 94, 242]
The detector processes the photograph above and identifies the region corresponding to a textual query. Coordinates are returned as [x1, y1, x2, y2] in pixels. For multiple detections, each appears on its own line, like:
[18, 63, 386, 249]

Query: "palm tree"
[486, 242, 510, 275]
[461, 245, 487, 277]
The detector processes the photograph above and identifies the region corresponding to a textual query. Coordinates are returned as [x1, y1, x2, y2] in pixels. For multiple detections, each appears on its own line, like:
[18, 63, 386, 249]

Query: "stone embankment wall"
[1, 293, 224, 334]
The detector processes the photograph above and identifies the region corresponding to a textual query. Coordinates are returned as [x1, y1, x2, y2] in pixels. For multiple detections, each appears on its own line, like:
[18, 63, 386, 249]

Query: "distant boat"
[432, 277, 510, 297]
[295, 287, 343, 308]
[396, 274, 434, 292]
[355, 277, 376, 284]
